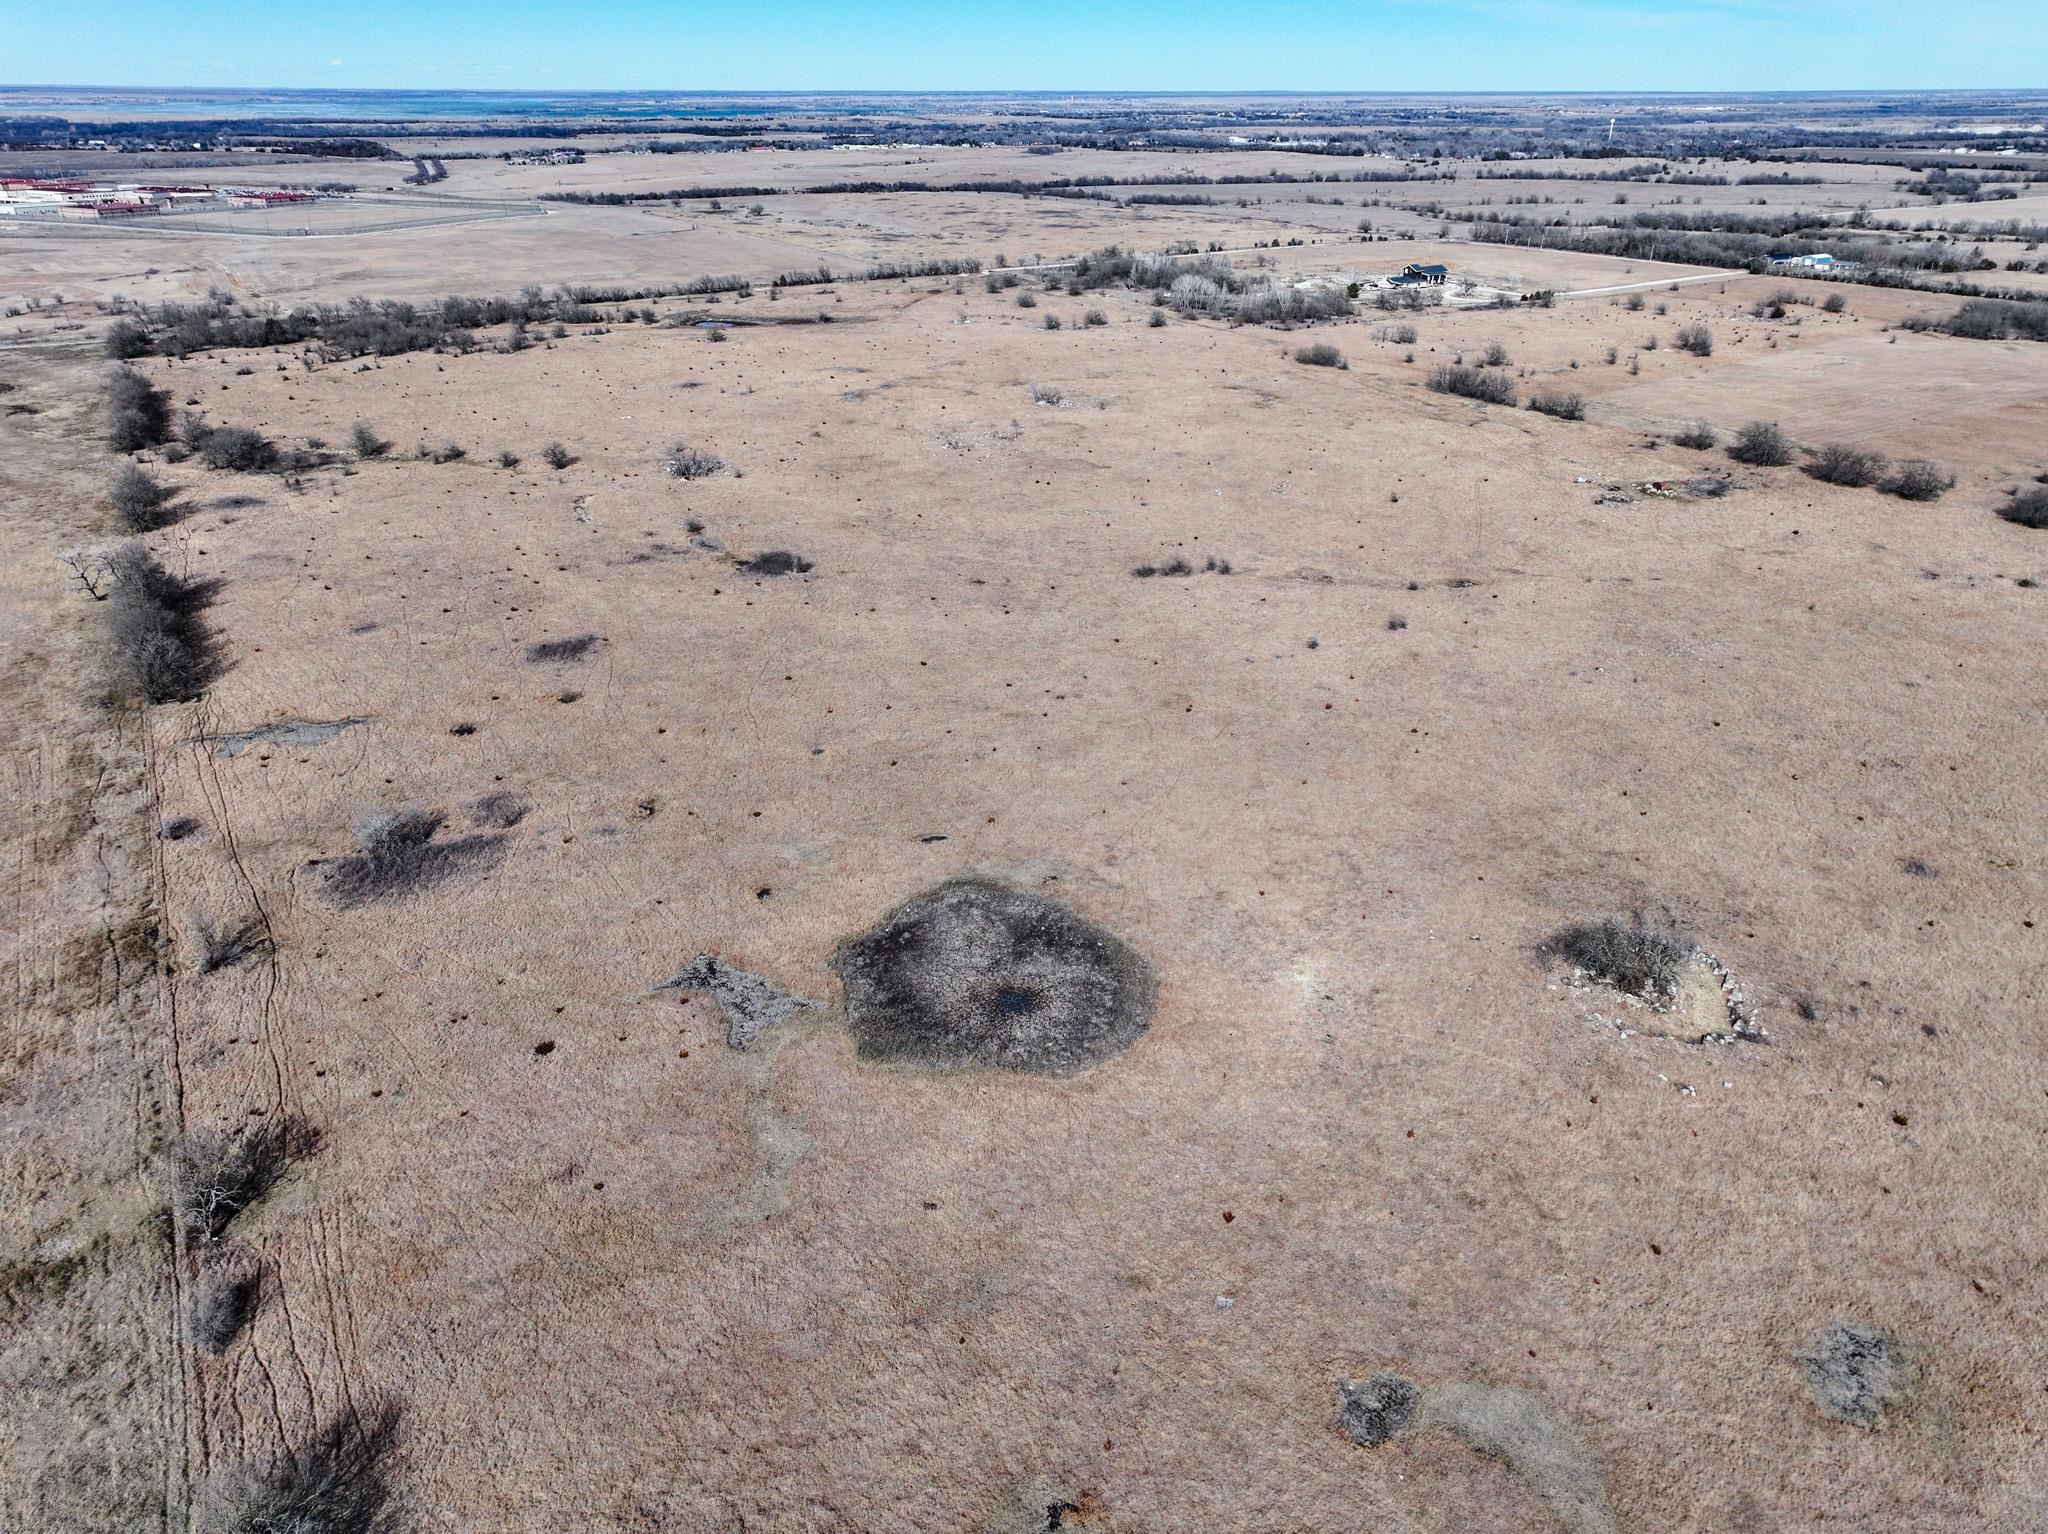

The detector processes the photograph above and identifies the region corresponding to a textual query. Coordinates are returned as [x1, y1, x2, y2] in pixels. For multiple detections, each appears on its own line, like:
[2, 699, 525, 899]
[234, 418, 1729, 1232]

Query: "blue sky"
[7, 0, 2045, 93]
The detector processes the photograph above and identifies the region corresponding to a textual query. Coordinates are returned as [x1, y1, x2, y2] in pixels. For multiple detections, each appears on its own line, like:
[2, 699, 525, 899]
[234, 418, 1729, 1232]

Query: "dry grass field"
[2, 116, 2044, 1534]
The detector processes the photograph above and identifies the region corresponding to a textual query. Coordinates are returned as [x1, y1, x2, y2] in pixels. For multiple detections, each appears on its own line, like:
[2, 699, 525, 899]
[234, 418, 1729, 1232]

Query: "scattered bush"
[1673, 420, 1716, 450]
[1993, 486, 2048, 528]
[496, 450, 520, 469]
[1427, 365, 1517, 406]
[1480, 340, 1510, 366]
[1147, 309, 1167, 327]
[1294, 343, 1347, 369]
[541, 442, 575, 470]
[107, 366, 171, 451]
[1028, 382, 1065, 406]
[347, 423, 388, 458]
[1542, 917, 1691, 999]
[1082, 309, 1108, 327]
[424, 442, 465, 465]
[1527, 391, 1585, 420]
[110, 464, 176, 532]
[169, 1116, 315, 1246]
[1805, 443, 1888, 487]
[1016, 291, 1038, 309]
[1727, 420, 1793, 467]
[1674, 323, 1714, 356]
[1042, 313, 1062, 330]
[665, 443, 724, 479]
[1821, 293, 1847, 313]
[1623, 293, 1645, 311]
[108, 545, 223, 704]
[197, 426, 278, 474]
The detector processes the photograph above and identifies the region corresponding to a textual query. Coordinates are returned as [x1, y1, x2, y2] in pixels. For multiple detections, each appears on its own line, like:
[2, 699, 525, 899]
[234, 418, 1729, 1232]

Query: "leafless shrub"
[189, 1257, 261, 1354]
[197, 426, 277, 473]
[199, 1403, 401, 1534]
[107, 366, 172, 450]
[665, 443, 724, 479]
[107, 544, 224, 703]
[1673, 420, 1716, 450]
[1542, 917, 1691, 999]
[192, 914, 270, 974]
[1028, 382, 1065, 406]
[1727, 421, 1793, 467]
[347, 423, 388, 458]
[1427, 365, 1517, 406]
[1993, 486, 2048, 528]
[1480, 340, 1510, 366]
[1527, 391, 1585, 420]
[169, 1116, 317, 1246]
[1294, 343, 1347, 368]
[110, 464, 177, 532]
[1805, 443, 1887, 487]
[1674, 323, 1714, 356]
[1882, 460, 1955, 501]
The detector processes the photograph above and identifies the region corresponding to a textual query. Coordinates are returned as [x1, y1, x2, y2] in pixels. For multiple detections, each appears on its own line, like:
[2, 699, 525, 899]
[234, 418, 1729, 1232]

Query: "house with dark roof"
[1388, 262, 1449, 287]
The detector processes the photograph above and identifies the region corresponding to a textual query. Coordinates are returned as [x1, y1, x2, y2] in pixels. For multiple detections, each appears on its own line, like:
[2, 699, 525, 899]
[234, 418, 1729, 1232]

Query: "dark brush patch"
[469, 792, 531, 829]
[1541, 916, 1692, 999]
[524, 633, 602, 663]
[1337, 1372, 1421, 1446]
[832, 877, 1156, 1077]
[1801, 1322, 1905, 1428]
[311, 808, 507, 908]
[739, 550, 813, 577]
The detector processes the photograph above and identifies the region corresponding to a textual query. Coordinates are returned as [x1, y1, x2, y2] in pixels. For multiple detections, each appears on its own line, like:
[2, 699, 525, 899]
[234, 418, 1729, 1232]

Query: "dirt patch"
[199, 717, 367, 758]
[832, 877, 1156, 1077]
[654, 953, 814, 1050]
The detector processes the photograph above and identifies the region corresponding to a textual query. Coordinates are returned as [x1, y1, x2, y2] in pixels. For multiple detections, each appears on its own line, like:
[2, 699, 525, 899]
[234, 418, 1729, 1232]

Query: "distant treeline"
[103, 278, 755, 361]
[1460, 214, 2048, 297]
[1899, 297, 2048, 341]
[544, 166, 1446, 205]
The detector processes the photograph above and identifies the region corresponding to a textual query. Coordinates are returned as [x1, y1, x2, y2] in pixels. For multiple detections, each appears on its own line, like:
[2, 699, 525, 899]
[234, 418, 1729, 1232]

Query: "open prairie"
[3, 91, 2045, 1534]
